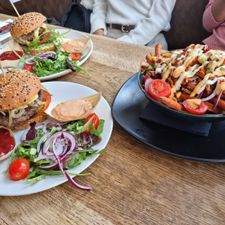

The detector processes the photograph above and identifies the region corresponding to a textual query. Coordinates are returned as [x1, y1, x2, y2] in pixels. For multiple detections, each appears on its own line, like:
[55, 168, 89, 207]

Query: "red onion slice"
[36, 132, 53, 154]
[35, 131, 77, 169]
[37, 51, 56, 60]
[42, 132, 77, 156]
[214, 91, 223, 109]
[202, 81, 219, 102]
[26, 122, 36, 141]
[52, 139, 92, 191]
[144, 78, 152, 91]
[201, 91, 217, 102]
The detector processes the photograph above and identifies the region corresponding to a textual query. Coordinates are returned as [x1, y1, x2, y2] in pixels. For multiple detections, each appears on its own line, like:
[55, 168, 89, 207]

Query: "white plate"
[39, 29, 93, 81]
[0, 82, 113, 196]
[0, 28, 93, 81]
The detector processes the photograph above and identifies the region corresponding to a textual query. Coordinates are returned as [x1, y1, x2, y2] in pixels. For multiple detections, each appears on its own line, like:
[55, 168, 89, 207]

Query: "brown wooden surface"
[1, 14, 225, 225]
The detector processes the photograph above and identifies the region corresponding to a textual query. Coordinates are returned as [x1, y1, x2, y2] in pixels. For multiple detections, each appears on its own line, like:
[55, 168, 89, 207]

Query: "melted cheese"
[175, 62, 209, 91]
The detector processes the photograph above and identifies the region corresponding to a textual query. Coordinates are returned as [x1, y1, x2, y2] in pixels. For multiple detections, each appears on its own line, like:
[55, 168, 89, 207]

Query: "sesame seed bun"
[0, 70, 41, 111]
[10, 12, 46, 38]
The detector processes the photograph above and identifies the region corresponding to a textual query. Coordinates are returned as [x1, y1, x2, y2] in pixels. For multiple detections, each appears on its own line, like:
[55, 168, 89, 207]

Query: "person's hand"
[94, 29, 104, 35]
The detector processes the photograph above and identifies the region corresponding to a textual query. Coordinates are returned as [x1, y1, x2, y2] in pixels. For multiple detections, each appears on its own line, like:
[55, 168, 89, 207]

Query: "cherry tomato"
[69, 52, 81, 61]
[183, 99, 208, 115]
[38, 32, 51, 45]
[8, 158, 30, 181]
[147, 79, 171, 100]
[83, 113, 100, 134]
[23, 63, 34, 71]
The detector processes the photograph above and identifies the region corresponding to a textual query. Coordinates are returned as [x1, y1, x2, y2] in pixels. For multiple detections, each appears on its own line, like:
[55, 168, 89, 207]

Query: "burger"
[10, 12, 58, 55]
[0, 70, 51, 130]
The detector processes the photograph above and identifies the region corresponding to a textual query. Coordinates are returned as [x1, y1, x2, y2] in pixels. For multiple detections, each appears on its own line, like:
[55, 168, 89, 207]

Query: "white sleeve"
[118, 0, 176, 45]
[90, 0, 107, 34]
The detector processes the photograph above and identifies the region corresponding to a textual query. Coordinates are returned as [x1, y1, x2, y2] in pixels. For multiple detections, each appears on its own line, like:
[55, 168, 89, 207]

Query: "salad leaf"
[27, 28, 62, 50]
[26, 128, 45, 148]
[147, 65, 154, 71]
[32, 51, 82, 77]
[65, 148, 99, 169]
[65, 118, 94, 135]
[27, 168, 91, 183]
[28, 168, 62, 178]
[32, 51, 68, 76]
[11, 128, 44, 161]
[11, 145, 37, 161]
[27, 169, 63, 183]
[66, 58, 83, 72]
[90, 119, 105, 137]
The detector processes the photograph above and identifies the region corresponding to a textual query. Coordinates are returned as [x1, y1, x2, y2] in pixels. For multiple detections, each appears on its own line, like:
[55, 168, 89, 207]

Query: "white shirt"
[91, 0, 176, 45]
[81, 0, 94, 10]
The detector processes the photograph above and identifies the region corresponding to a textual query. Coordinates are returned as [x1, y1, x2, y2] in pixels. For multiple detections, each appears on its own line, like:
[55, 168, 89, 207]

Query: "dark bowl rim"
[137, 71, 225, 119]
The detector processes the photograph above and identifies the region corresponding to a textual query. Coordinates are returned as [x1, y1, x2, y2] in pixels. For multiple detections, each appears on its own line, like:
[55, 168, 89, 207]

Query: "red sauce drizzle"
[0, 128, 15, 157]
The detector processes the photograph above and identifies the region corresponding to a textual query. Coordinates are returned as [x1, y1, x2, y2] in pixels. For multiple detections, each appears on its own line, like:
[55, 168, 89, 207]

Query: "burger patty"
[26, 27, 46, 42]
[15, 26, 47, 46]
[0, 92, 44, 128]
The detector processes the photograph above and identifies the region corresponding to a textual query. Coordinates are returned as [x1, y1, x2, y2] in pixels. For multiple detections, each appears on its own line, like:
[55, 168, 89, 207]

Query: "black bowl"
[137, 72, 225, 122]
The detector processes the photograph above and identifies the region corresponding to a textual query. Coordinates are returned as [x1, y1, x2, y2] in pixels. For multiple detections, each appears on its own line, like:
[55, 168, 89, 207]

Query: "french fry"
[155, 43, 162, 57]
[185, 56, 198, 67]
[146, 54, 155, 66]
[197, 67, 206, 79]
[159, 97, 182, 111]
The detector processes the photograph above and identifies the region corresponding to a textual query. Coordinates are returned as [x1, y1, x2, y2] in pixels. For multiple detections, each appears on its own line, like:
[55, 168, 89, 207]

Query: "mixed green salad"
[25, 51, 82, 77]
[7, 113, 105, 190]
[16, 28, 84, 77]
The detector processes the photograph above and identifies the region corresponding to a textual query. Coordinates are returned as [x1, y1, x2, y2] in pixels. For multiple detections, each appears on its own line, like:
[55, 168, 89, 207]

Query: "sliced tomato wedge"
[183, 99, 208, 115]
[83, 113, 100, 134]
[38, 32, 51, 45]
[69, 52, 81, 61]
[41, 89, 52, 112]
[147, 79, 171, 100]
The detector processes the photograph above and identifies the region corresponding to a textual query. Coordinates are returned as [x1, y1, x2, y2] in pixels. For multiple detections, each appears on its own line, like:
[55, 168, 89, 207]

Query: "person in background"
[0, 0, 93, 22]
[90, 0, 176, 49]
[203, 0, 225, 50]
[82, 0, 93, 10]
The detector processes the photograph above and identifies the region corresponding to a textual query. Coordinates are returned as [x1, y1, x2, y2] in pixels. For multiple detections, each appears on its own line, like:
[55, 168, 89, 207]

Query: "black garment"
[61, 0, 92, 33]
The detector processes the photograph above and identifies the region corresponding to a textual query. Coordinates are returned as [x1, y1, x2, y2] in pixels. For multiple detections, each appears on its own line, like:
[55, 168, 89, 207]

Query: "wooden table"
[1, 14, 225, 225]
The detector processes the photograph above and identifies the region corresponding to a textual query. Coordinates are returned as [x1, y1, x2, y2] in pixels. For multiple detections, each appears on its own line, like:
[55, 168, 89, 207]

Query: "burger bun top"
[10, 12, 46, 38]
[0, 70, 41, 111]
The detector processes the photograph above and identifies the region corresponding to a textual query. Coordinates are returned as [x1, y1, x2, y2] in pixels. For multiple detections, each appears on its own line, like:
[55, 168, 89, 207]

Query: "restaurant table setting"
[1, 13, 225, 225]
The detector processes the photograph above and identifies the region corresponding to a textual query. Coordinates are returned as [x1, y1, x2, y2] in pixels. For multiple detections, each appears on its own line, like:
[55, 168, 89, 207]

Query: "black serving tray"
[112, 73, 225, 162]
